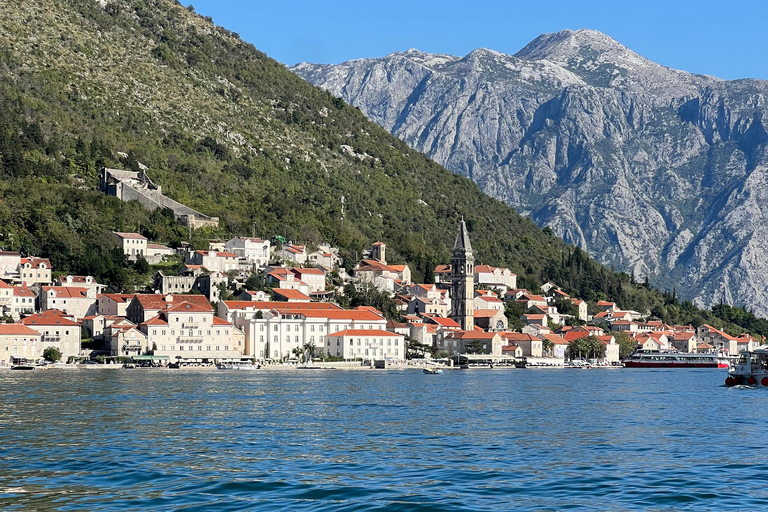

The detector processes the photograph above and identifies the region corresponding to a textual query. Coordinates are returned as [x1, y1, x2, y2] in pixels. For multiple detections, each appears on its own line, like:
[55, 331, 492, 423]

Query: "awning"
[133, 355, 170, 361]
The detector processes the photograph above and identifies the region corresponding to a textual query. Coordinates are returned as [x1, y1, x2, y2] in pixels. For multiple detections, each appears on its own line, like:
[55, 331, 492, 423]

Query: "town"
[0, 206, 757, 370]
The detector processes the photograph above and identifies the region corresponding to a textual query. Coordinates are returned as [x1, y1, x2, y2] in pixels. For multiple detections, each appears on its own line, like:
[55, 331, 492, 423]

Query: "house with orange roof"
[473, 293, 504, 312]
[474, 264, 517, 292]
[354, 259, 409, 293]
[522, 313, 548, 327]
[325, 328, 405, 360]
[504, 289, 530, 301]
[186, 250, 240, 273]
[126, 294, 212, 325]
[407, 283, 442, 300]
[40, 286, 97, 320]
[238, 290, 271, 302]
[516, 294, 548, 309]
[433, 264, 452, 284]
[275, 243, 308, 265]
[500, 332, 543, 357]
[97, 293, 135, 317]
[138, 301, 244, 361]
[0, 279, 12, 312]
[19, 257, 52, 286]
[273, 289, 312, 303]
[114, 232, 148, 260]
[224, 237, 271, 267]
[56, 275, 105, 294]
[10, 285, 36, 319]
[501, 344, 524, 358]
[596, 300, 617, 312]
[408, 296, 449, 318]
[307, 243, 342, 270]
[669, 331, 697, 353]
[290, 267, 326, 293]
[611, 320, 639, 333]
[438, 331, 504, 356]
[569, 298, 588, 321]
[21, 310, 81, 359]
[696, 324, 739, 355]
[474, 308, 508, 331]
[0, 324, 43, 363]
[541, 333, 569, 358]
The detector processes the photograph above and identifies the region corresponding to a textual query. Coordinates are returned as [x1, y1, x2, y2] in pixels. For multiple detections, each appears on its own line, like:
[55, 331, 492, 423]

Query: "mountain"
[291, 29, 768, 316]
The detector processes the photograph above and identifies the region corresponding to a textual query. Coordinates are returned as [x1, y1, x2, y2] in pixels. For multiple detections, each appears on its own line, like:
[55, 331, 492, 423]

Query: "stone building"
[450, 220, 474, 331]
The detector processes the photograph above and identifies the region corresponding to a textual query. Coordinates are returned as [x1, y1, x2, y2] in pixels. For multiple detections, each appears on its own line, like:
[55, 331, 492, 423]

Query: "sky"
[189, 0, 768, 80]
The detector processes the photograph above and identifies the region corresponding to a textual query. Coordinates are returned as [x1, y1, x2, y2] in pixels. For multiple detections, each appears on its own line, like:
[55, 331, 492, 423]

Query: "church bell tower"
[450, 219, 474, 331]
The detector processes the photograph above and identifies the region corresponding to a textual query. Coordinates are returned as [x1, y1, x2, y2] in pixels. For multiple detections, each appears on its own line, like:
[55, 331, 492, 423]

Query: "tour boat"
[725, 346, 768, 386]
[623, 352, 724, 368]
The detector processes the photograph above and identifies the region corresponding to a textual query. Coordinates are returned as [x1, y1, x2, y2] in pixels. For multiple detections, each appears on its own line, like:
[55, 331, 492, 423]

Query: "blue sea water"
[0, 367, 766, 511]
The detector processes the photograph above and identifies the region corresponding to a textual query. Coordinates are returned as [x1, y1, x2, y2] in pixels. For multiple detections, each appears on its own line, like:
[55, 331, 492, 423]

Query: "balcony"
[181, 323, 199, 329]
[177, 337, 204, 344]
[42, 336, 61, 343]
[122, 344, 143, 351]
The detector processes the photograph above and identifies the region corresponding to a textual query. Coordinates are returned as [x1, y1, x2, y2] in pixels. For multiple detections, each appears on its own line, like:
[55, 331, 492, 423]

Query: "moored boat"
[623, 351, 724, 368]
[725, 346, 768, 386]
[423, 367, 443, 374]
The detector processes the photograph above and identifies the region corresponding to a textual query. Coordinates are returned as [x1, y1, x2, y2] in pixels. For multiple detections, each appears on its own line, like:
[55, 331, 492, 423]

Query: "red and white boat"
[623, 351, 726, 368]
[725, 346, 768, 386]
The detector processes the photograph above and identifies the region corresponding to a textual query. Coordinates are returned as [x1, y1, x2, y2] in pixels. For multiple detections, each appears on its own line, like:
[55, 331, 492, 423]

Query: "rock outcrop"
[291, 30, 768, 315]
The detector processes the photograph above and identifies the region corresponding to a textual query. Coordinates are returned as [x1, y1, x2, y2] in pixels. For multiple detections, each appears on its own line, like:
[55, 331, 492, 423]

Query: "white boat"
[423, 367, 443, 374]
[725, 346, 768, 386]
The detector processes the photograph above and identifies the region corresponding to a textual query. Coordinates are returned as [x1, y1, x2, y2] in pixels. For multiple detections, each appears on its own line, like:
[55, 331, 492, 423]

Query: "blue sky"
[190, 0, 767, 80]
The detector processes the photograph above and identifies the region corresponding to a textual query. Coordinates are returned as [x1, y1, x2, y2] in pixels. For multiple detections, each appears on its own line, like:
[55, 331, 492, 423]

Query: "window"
[198, 346, 202, 351]
[224, 346, 228, 351]
[311, 325, 315, 332]
[274, 325, 278, 332]
[180, 346, 184, 351]
[260, 325, 265, 332]
[216, 346, 220, 351]
[320, 325, 324, 332]
[260, 335, 264, 343]
[153, 330, 157, 336]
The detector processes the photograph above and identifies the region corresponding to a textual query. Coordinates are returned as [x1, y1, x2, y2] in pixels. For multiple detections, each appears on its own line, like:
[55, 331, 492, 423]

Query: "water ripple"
[0, 368, 763, 510]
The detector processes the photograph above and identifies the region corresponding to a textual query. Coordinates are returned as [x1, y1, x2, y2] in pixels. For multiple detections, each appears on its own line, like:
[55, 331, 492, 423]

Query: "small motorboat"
[423, 367, 443, 374]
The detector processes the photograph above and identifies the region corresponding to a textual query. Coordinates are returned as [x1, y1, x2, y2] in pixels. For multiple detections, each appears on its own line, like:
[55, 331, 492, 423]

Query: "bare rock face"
[292, 29, 768, 315]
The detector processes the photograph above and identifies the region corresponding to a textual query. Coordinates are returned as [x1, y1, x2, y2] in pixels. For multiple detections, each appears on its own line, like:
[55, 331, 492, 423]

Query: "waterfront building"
[0, 324, 42, 363]
[325, 328, 405, 360]
[217, 300, 340, 324]
[10, 285, 36, 319]
[97, 293, 135, 317]
[126, 294, 212, 325]
[450, 219, 475, 331]
[439, 331, 503, 356]
[21, 310, 81, 360]
[139, 301, 244, 361]
[234, 306, 386, 360]
[40, 286, 97, 320]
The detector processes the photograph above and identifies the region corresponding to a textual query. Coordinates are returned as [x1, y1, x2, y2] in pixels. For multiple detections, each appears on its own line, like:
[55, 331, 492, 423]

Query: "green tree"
[567, 335, 606, 360]
[466, 339, 485, 354]
[613, 331, 637, 359]
[43, 346, 62, 362]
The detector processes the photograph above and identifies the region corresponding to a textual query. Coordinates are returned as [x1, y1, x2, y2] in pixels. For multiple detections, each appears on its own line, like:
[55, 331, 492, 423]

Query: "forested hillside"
[0, 0, 765, 336]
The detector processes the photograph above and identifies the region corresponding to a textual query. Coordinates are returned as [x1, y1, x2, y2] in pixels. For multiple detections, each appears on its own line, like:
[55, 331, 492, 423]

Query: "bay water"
[0, 368, 766, 511]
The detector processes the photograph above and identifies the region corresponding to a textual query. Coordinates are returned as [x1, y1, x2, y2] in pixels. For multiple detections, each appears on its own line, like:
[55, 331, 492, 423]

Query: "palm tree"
[542, 338, 554, 357]
[303, 341, 316, 362]
[291, 346, 304, 362]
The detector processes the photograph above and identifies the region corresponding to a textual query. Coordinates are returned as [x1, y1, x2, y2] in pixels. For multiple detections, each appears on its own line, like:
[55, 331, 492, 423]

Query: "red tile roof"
[0, 324, 41, 336]
[21, 310, 80, 326]
[273, 289, 312, 301]
[43, 287, 91, 299]
[114, 232, 147, 240]
[474, 309, 501, 318]
[327, 328, 400, 337]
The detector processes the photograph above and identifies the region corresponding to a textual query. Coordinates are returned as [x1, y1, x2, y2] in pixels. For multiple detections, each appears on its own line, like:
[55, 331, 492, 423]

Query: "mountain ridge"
[290, 30, 768, 315]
